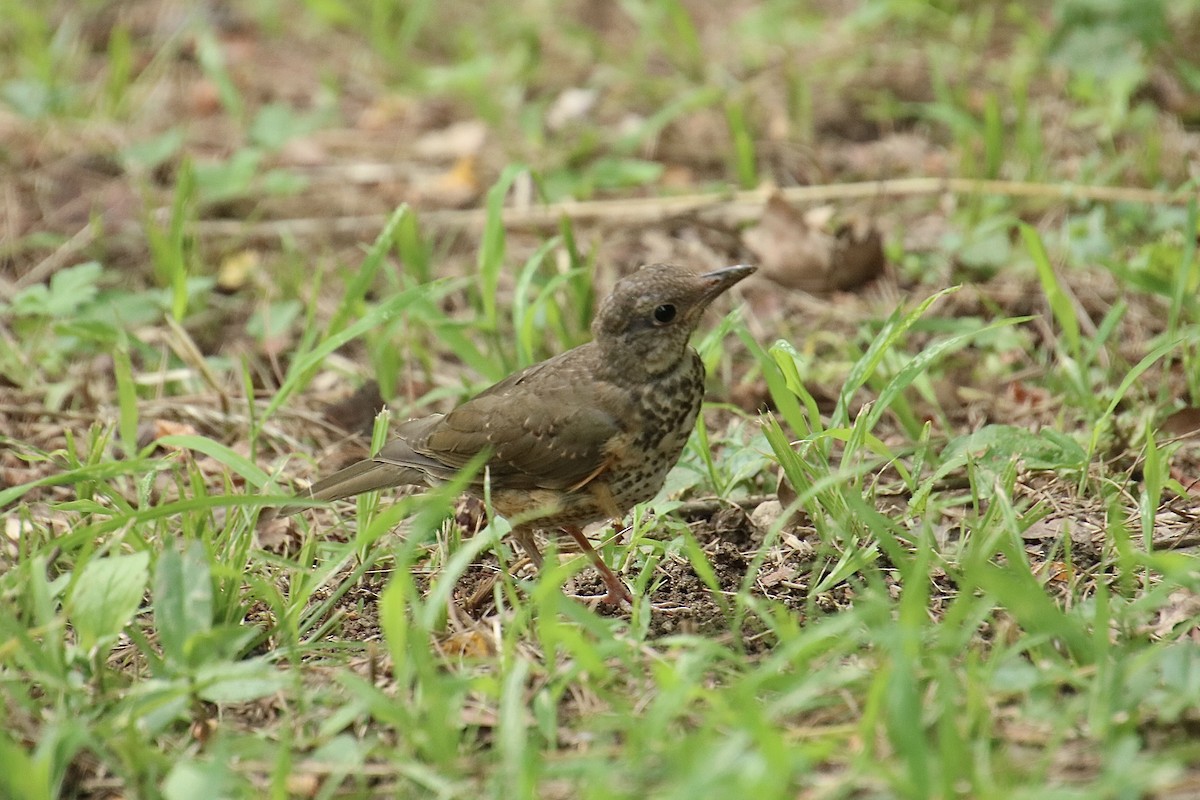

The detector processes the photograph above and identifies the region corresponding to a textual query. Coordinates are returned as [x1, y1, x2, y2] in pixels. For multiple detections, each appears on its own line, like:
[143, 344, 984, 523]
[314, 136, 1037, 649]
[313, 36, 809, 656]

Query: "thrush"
[264, 262, 755, 604]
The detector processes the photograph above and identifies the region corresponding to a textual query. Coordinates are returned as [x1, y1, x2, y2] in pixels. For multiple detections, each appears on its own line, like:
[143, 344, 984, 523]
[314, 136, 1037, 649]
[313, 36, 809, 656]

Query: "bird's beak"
[699, 264, 756, 299]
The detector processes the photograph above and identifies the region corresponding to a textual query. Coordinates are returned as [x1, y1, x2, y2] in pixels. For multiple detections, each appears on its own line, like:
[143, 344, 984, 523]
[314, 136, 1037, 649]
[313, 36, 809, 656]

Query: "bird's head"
[592, 263, 755, 378]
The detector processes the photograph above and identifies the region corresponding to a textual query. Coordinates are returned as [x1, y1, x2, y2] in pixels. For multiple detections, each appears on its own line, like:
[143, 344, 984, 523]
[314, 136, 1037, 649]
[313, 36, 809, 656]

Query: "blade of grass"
[265, 279, 440, 421]
[327, 204, 410, 337]
[852, 314, 1030, 453]
[478, 165, 528, 333]
[1166, 198, 1198, 335]
[833, 286, 960, 429]
[112, 342, 138, 458]
[1022, 222, 1081, 360]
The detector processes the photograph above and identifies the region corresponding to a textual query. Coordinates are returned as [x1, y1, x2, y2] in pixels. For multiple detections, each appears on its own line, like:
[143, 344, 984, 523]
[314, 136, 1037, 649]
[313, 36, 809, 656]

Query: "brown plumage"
[265, 262, 755, 603]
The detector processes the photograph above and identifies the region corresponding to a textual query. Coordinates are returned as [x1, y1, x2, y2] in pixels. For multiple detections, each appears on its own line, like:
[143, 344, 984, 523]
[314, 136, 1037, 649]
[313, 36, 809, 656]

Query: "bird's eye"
[653, 304, 677, 324]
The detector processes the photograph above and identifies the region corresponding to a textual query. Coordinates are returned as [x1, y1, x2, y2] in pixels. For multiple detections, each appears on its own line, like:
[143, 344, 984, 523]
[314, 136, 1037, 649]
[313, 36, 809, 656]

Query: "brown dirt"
[8, 2, 1200, 796]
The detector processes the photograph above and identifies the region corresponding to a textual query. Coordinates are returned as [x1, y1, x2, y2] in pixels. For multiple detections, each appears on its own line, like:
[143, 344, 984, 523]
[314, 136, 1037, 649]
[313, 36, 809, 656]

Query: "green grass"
[4, 0, 1200, 798]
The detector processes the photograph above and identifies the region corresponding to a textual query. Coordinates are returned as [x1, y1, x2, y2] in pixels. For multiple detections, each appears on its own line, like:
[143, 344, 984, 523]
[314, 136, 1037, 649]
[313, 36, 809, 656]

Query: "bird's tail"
[305, 459, 426, 503]
[260, 459, 426, 524]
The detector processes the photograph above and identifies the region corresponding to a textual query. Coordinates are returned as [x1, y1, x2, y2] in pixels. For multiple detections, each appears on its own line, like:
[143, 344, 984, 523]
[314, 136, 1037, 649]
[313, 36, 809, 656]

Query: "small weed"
[5, 1, 1200, 798]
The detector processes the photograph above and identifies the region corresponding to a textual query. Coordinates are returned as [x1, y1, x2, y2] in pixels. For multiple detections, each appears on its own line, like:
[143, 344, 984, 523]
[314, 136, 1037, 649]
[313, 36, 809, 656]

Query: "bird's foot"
[561, 526, 634, 606]
[567, 587, 632, 607]
[465, 574, 498, 610]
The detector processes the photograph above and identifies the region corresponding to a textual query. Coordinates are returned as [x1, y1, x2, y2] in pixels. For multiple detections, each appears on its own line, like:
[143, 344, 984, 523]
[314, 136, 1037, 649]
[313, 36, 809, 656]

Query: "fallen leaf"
[438, 630, 495, 658]
[356, 95, 413, 131]
[148, 419, 202, 452]
[216, 249, 261, 293]
[1032, 560, 1073, 583]
[414, 119, 487, 160]
[660, 163, 696, 189]
[1162, 406, 1200, 440]
[1168, 464, 1200, 496]
[134, 419, 199, 452]
[323, 380, 385, 439]
[190, 717, 217, 747]
[742, 194, 884, 292]
[1151, 589, 1200, 639]
[285, 773, 321, 798]
[657, 108, 731, 164]
[776, 469, 797, 507]
[413, 154, 480, 207]
[454, 495, 487, 536]
[187, 78, 222, 116]
[1005, 380, 1051, 409]
[750, 499, 794, 535]
[256, 514, 303, 553]
[759, 563, 797, 588]
[546, 87, 597, 130]
[277, 136, 328, 167]
[1020, 515, 1067, 541]
[5, 515, 26, 545]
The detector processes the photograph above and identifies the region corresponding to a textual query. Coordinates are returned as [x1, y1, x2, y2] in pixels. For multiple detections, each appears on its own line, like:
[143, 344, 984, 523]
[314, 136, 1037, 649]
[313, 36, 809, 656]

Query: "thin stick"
[187, 177, 1198, 243]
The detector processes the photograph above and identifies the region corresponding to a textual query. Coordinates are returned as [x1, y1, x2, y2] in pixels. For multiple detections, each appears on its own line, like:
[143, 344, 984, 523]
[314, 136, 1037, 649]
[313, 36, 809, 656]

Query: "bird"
[263, 262, 756, 604]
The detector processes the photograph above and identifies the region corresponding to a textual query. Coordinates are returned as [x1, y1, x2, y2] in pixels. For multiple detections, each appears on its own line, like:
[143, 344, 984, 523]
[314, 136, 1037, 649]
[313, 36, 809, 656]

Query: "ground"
[3, 1, 1200, 798]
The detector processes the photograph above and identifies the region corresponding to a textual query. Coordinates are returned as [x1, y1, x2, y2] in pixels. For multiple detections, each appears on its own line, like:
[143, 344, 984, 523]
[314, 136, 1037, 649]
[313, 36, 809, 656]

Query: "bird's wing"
[412, 349, 632, 491]
[373, 415, 453, 476]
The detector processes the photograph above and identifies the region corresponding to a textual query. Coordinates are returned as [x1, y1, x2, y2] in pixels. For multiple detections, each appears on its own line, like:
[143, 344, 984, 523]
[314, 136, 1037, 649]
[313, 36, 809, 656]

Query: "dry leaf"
[285, 773, 321, 798]
[256, 514, 303, 553]
[661, 163, 695, 189]
[414, 119, 486, 160]
[190, 717, 217, 747]
[1162, 406, 1200, 440]
[658, 108, 732, 164]
[134, 419, 199, 452]
[323, 380, 385, 439]
[438, 630, 495, 658]
[3, 515, 20, 540]
[414, 154, 480, 207]
[1005, 380, 1051, 410]
[150, 419, 201, 449]
[454, 495, 487, 536]
[277, 136, 328, 167]
[187, 78, 222, 116]
[1168, 464, 1200, 496]
[546, 87, 597, 130]
[1032, 560, 1073, 583]
[356, 95, 412, 131]
[1020, 514, 1104, 545]
[216, 249, 260, 293]
[742, 194, 884, 292]
[1151, 589, 1200, 639]
[750, 499, 801, 536]
[759, 563, 797, 588]
[776, 468, 797, 507]
[1020, 515, 1067, 541]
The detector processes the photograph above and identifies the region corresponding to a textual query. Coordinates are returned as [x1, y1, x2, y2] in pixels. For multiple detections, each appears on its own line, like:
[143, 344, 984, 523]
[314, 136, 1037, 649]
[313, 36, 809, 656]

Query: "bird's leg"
[563, 525, 633, 605]
[466, 526, 542, 610]
[497, 524, 632, 607]
[464, 577, 496, 611]
[510, 525, 544, 569]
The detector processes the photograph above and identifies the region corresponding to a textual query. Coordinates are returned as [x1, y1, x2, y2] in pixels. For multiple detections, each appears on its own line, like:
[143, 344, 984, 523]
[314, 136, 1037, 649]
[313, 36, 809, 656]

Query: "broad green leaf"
[154, 542, 213, 667]
[194, 658, 287, 703]
[68, 551, 150, 653]
[0, 732, 53, 800]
